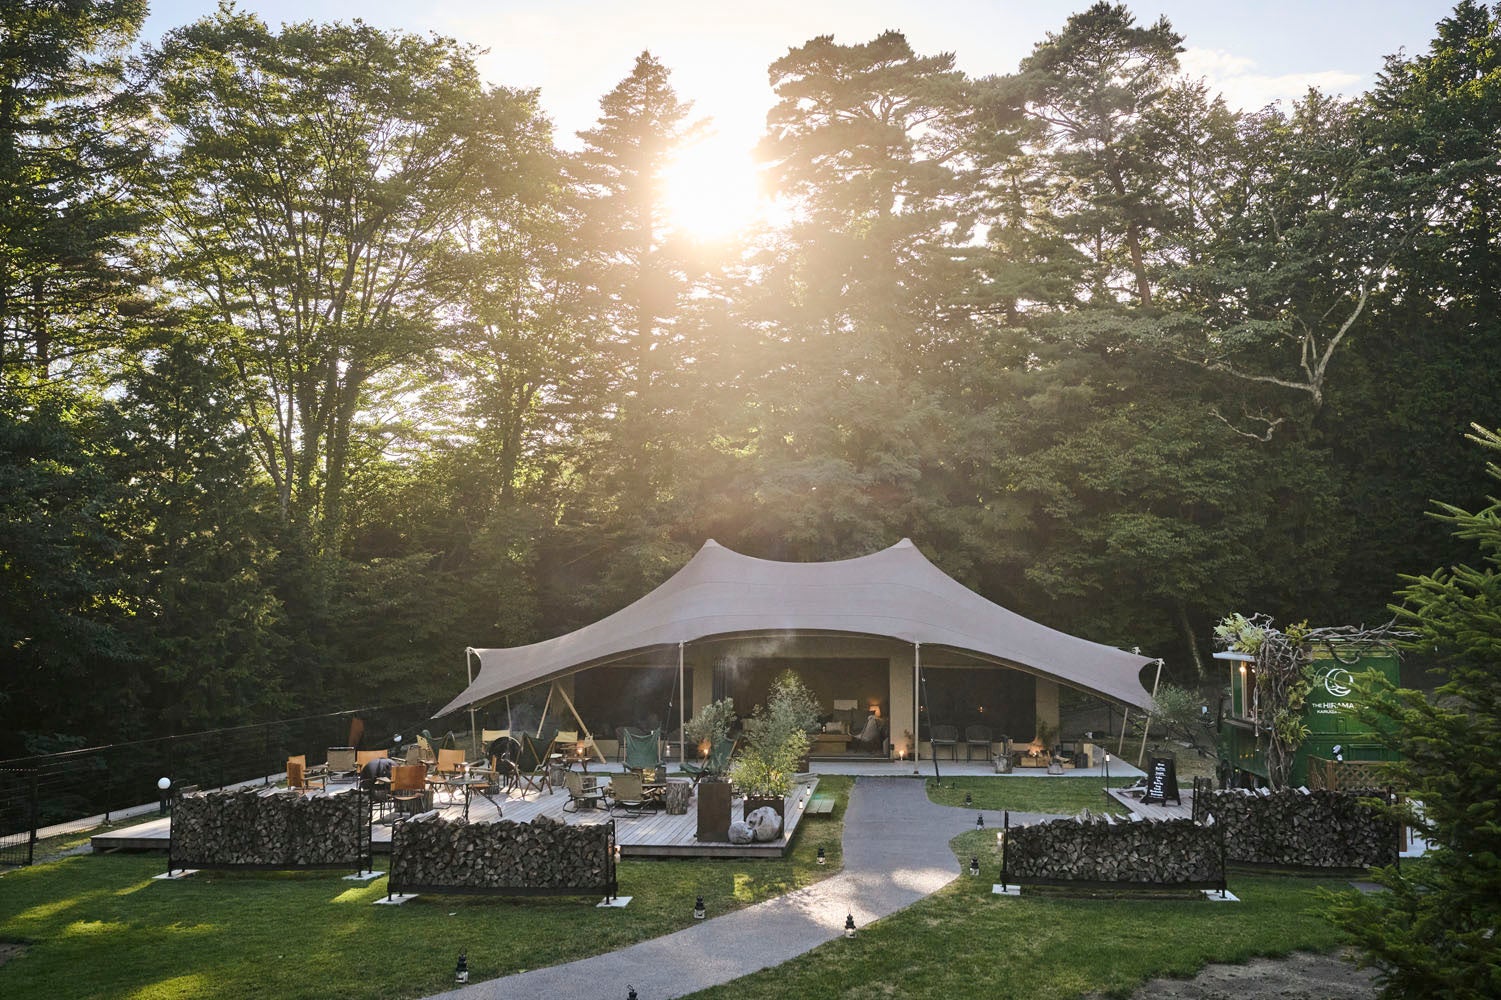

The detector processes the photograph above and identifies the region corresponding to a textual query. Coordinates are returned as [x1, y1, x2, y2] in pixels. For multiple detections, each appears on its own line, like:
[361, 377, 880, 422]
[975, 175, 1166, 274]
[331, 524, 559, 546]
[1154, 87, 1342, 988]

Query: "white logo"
[1323, 668, 1353, 698]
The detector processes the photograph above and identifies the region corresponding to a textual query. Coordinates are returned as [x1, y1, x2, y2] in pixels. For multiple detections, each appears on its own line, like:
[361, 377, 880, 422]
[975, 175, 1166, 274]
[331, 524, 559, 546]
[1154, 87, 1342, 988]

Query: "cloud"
[1181, 47, 1364, 110]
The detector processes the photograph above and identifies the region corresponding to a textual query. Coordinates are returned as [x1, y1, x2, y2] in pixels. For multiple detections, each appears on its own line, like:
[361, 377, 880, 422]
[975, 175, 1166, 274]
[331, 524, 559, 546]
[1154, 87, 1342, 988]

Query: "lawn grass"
[683, 826, 1350, 1000]
[924, 775, 1138, 815]
[0, 776, 852, 1000]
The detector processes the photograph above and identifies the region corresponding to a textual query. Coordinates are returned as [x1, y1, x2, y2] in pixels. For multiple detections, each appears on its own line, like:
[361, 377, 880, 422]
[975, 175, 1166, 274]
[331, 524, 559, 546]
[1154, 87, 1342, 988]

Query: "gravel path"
[1088, 949, 1379, 1000]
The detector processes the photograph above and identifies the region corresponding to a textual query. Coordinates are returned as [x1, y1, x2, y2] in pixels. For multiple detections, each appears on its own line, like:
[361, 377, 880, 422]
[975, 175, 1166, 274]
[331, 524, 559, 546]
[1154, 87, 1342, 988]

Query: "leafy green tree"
[1008, 2, 1183, 306]
[146, 10, 496, 559]
[1327, 425, 1501, 998]
[0, 0, 148, 389]
[108, 323, 286, 731]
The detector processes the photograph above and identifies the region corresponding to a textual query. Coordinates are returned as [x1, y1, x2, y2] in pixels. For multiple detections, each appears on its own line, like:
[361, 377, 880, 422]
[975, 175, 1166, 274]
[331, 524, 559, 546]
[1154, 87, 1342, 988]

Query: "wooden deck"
[91, 774, 821, 860]
[1106, 785, 1195, 821]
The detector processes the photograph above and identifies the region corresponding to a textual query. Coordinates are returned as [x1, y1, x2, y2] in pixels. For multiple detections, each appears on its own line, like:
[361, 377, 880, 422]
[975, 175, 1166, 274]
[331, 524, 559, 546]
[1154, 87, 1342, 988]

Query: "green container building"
[1214, 642, 1400, 787]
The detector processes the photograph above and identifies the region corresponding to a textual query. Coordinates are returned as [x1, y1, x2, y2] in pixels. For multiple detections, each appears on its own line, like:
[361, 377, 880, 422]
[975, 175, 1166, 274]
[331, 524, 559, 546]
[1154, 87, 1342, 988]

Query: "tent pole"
[1118, 709, 1130, 756]
[554, 681, 606, 763]
[678, 642, 686, 765]
[1136, 659, 1165, 766]
[538, 683, 554, 739]
[913, 642, 921, 771]
[466, 649, 478, 755]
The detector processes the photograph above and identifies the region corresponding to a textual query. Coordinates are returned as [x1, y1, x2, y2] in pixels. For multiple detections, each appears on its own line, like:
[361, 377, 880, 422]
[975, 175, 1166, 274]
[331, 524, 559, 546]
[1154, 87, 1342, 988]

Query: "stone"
[727, 820, 755, 845]
[746, 806, 782, 841]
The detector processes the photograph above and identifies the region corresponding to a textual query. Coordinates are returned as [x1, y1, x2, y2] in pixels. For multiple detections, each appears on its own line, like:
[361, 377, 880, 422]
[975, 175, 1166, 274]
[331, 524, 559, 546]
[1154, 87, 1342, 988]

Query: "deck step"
[806, 796, 836, 815]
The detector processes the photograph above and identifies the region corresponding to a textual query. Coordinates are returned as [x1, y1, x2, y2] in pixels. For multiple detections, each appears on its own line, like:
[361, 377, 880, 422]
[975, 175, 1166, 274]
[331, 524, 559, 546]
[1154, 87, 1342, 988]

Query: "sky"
[137, 1, 1465, 235]
[141, 1, 1460, 142]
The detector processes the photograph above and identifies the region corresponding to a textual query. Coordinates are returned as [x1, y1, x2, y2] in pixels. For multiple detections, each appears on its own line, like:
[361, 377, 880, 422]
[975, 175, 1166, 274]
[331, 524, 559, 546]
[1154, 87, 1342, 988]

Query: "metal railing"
[0, 702, 444, 847]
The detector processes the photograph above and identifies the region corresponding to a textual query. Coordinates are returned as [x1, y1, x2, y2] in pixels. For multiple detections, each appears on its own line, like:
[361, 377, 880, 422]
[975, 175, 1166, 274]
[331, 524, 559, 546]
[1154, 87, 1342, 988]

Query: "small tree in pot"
[731, 671, 818, 828]
[685, 698, 735, 840]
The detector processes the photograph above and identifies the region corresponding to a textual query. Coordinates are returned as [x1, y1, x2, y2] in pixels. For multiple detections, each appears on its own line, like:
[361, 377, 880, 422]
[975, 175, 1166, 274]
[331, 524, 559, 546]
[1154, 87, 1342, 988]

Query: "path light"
[963, 792, 972, 807]
[157, 777, 171, 816]
[694, 895, 705, 919]
[628, 987, 638, 1000]
[976, 813, 984, 829]
[969, 856, 979, 877]
[844, 912, 856, 938]
[1104, 751, 1111, 794]
[817, 846, 826, 865]
[454, 952, 468, 984]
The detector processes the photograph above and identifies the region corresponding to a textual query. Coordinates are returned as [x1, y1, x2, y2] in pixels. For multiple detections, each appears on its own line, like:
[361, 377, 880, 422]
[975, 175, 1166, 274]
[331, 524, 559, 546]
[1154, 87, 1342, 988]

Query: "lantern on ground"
[963, 792, 972, 807]
[628, 987, 638, 1000]
[975, 813, 984, 829]
[693, 895, 705, 919]
[844, 912, 856, 938]
[817, 846, 826, 865]
[968, 856, 979, 877]
[157, 777, 171, 816]
[455, 952, 468, 984]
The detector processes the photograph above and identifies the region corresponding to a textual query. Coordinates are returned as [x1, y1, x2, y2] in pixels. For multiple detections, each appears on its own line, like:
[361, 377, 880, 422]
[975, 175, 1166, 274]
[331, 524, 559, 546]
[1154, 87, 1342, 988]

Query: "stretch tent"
[438, 539, 1155, 720]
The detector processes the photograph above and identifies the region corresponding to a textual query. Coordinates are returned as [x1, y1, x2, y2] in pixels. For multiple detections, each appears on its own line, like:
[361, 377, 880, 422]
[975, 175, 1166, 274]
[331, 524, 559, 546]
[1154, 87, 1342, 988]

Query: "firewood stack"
[389, 814, 613, 892]
[172, 788, 365, 866]
[1202, 787, 1398, 868]
[1005, 812, 1223, 885]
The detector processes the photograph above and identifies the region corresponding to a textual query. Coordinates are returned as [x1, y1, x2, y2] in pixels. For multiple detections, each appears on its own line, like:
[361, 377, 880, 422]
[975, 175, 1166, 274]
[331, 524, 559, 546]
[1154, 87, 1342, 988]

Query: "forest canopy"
[2, 1, 1498, 752]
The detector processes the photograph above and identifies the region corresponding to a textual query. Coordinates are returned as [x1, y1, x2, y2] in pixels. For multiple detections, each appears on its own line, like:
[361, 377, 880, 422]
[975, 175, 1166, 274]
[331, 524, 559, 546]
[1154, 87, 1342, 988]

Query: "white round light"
[157, 777, 171, 791]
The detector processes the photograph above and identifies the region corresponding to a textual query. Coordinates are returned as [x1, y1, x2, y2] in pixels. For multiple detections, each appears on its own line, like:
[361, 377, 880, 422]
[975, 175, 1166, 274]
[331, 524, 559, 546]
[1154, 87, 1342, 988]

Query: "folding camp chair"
[518, 734, 554, 794]
[623, 727, 664, 775]
[681, 737, 736, 788]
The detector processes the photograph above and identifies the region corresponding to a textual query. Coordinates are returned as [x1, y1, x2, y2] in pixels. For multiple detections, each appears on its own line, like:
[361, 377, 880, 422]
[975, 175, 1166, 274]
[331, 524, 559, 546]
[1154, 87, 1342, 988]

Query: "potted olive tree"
[730, 671, 818, 831]
[685, 698, 736, 840]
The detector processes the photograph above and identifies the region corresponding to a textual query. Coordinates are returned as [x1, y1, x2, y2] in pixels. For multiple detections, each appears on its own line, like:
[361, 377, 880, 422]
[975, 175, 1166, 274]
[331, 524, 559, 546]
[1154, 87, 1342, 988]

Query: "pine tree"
[1327, 425, 1501, 999]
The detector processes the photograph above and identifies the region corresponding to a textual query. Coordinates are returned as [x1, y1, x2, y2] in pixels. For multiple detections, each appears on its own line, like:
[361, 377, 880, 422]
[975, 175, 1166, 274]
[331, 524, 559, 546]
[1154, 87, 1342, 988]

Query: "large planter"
[696, 779, 732, 841]
[742, 794, 785, 831]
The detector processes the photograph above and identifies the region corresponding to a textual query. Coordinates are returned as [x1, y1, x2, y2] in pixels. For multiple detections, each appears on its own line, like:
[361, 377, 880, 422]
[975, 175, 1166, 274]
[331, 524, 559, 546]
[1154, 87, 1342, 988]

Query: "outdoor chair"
[518, 734, 555, 793]
[964, 725, 993, 762]
[356, 749, 388, 772]
[286, 756, 324, 793]
[389, 764, 429, 816]
[681, 736, 736, 788]
[402, 744, 426, 768]
[623, 727, 664, 774]
[487, 735, 522, 793]
[325, 746, 358, 779]
[929, 724, 960, 761]
[436, 747, 467, 776]
[608, 771, 648, 817]
[562, 770, 607, 812]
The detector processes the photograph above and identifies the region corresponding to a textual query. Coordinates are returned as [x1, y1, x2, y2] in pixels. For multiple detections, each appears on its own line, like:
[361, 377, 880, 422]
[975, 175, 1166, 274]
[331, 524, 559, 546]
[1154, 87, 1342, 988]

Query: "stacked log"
[1203, 787, 1397, 868]
[1005, 813, 1222, 885]
[389, 814, 612, 893]
[172, 788, 364, 867]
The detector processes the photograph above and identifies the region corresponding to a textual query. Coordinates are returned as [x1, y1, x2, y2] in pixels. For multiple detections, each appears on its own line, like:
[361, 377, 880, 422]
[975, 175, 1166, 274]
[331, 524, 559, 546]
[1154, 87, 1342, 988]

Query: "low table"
[811, 733, 851, 754]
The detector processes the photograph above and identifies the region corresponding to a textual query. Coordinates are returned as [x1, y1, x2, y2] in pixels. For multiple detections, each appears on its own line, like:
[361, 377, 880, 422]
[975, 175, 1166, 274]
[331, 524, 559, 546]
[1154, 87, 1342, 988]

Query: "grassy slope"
[0, 776, 852, 1000]
[684, 826, 1348, 1000]
[924, 775, 1139, 815]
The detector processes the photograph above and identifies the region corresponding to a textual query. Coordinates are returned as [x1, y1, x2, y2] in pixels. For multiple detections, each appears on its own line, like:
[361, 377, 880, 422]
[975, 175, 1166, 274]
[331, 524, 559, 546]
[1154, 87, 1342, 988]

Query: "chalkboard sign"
[1142, 756, 1181, 806]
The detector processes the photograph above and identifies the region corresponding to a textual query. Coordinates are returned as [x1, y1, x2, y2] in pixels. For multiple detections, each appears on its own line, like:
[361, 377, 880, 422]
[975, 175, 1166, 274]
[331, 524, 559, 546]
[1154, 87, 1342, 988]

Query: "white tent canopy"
[437, 538, 1155, 717]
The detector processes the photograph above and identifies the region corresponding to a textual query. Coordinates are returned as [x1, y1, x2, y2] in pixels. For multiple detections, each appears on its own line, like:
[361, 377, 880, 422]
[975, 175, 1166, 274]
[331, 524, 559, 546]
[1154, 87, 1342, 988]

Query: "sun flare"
[660, 135, 762, 242]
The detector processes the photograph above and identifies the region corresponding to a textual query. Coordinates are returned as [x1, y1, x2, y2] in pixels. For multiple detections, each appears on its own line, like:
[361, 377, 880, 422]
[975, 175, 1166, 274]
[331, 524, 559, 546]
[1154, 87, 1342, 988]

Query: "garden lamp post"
[694, 895, 705, 920]
[157, 776, 171, 816]
[844, 912, 856, 938]
[817, 846, 826, 865]
[1104, 751, 1111, 800]
[455, 952, 468, 984]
